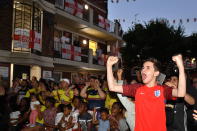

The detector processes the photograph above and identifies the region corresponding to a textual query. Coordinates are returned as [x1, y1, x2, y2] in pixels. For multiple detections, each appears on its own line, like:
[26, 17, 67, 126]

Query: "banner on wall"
[64, 0, 83, 18]
[62, 44, 82, 61]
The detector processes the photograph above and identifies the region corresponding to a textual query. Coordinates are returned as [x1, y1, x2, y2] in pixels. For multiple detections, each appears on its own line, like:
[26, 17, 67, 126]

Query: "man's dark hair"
[143, 58, 161, 72]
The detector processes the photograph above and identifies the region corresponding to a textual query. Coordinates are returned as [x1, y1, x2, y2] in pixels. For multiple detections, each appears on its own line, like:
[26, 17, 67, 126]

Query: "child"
[29, 93, 40, 127]
[109, 102, 129, 131]
[71, 96, 82, 131]
[93, 107, 110, 131]
[78, 102, 92, 131]
[39, 97, 57, 131]
[55, 104, 64, 126]
[59, 104, 74, 131]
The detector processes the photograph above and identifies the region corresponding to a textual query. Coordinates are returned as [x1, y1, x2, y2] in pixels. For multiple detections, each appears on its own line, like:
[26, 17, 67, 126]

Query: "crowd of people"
[0, 54, 197, 131]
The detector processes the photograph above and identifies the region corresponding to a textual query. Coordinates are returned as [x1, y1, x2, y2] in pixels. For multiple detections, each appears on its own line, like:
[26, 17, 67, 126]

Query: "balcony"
[53, 43, 107, 71]
[35, 0, 123, 41]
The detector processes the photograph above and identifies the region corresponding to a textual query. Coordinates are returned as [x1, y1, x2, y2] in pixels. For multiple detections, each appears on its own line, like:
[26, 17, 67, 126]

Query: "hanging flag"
[123, 19, 125, 22]
[173, 20, 175, 24]
[111, 0, 114, 3]
[29, 30, 42, 51]
[64, 0, 83, 18]
[187, 19, 189, 23]
[62, 44, 81, 61]
[98, 15, 110, 31]
[13, 28, 30, 49]
[116, 0, 119, 3]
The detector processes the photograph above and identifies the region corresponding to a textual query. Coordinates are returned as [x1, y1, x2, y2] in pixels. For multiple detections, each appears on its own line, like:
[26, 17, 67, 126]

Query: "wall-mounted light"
[84, 4, 89, 10]
[83, 39, 87, 45]
[191, 58, 196, 64]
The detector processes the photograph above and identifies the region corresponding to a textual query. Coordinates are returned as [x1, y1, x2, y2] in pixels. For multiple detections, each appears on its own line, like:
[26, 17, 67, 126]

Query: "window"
[13, 1, 41, 52]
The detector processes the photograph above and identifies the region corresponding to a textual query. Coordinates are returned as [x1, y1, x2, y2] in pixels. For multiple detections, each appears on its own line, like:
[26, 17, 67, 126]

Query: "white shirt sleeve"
[55, 113, 64, 125]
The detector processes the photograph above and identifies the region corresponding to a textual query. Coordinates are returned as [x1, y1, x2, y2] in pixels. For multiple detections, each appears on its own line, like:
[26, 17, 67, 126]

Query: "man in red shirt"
[107, 54, 186, 131]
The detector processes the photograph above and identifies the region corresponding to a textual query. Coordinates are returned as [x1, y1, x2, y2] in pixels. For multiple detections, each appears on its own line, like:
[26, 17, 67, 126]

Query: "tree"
[121, 19, 185, 70]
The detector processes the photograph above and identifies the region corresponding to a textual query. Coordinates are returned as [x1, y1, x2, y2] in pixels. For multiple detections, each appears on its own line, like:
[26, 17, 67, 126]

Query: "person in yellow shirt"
[52, 83, 62, 102]
[59, 78, 74, 105]
[101, 79, 118, 111]
[25, 80, 40, 98]
[105, 89, 118, 110]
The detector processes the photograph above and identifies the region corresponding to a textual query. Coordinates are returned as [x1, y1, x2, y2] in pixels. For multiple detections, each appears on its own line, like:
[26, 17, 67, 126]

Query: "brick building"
[0, 0, 123, 85]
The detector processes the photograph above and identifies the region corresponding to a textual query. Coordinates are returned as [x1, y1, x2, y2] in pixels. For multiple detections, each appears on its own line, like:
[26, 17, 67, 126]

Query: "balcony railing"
[53, 43, 108, 66]
[55, 0, 89, 22]
[54, 0, 123, 37]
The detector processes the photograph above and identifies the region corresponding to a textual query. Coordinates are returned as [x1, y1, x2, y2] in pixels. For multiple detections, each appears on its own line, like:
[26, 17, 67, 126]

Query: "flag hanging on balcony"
[62, 44, 81, 61]
[98, 15, 110, 31]
[13, 28, 30, 49]
[29, 30, 42, 52]
[64, 0, 83, 18]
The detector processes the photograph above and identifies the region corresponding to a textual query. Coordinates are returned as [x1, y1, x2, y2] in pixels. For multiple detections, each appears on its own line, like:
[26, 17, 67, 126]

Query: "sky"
[108, 0, 197, 36]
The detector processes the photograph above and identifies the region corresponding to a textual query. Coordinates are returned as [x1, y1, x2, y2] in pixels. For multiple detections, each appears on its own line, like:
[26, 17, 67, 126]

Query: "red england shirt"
[123, 84, 172, 131]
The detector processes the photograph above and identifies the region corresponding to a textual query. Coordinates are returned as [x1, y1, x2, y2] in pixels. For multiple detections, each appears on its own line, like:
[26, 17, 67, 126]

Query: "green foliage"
[121, 18, 197, 69]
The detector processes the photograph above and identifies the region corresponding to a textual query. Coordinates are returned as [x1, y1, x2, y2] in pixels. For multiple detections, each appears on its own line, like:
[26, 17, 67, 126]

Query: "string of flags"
[110, 0, 136, 3]
[115, 18, 197, 24]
